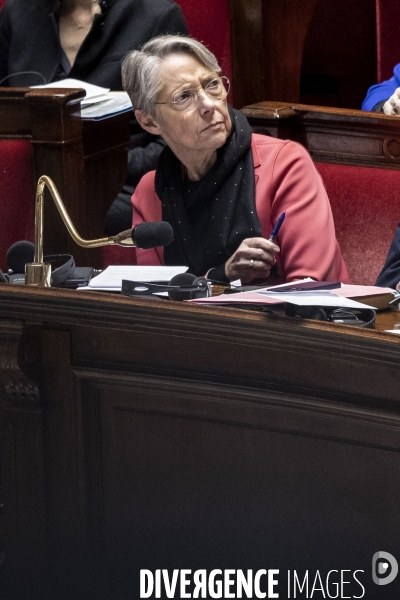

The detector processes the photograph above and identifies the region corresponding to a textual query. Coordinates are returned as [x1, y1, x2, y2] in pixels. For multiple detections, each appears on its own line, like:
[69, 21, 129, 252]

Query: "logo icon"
[372, 551, 398, 585]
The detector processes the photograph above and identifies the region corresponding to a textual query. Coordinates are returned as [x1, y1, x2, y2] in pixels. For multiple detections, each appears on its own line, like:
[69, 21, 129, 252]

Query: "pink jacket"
[131, 134, 350, 284]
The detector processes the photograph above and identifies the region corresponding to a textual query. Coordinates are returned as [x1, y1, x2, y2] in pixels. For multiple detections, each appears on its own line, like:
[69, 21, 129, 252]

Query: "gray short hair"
[122, 35, 221, 117]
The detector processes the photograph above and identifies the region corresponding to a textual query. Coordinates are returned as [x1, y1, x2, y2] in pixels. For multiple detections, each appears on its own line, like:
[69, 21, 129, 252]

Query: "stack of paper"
[79, 265, 188, 292]
[32, 78, 132, 120]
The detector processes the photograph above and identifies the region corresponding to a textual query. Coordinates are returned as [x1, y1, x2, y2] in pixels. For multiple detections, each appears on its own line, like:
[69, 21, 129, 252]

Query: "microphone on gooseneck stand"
[5, 223, 173, 287]
[6, 224, 172, 275]
[26, 175, 175, 287]
[131, 222, 174, 249]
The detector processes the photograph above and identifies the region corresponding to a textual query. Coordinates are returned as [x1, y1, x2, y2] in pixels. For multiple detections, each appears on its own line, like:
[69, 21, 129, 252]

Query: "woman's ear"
[135, 110, 162, 135]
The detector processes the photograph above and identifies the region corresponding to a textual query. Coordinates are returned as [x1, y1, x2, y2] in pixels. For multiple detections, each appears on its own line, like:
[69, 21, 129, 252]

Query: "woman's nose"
[197, 88, 216, 112]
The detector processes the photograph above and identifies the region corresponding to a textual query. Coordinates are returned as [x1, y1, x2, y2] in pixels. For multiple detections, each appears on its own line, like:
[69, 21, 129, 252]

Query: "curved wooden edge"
[242, 100, 400, 122]
[25, 87, 86, 105]
[242, 101, 400, 168]
[0, 86, 85, 103]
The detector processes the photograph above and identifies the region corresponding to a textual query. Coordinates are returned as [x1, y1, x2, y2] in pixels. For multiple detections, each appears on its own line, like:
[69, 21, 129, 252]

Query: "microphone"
[6, 222, 173, 286]
[25, 175, 174, 287]
[7, 223, 172, 272]
[130, 222, 173, 249]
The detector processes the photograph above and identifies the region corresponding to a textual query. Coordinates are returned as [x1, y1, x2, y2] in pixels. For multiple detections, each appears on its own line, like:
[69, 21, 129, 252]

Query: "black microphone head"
[132, 222, 173, 249]
[7, 240, 35, 273]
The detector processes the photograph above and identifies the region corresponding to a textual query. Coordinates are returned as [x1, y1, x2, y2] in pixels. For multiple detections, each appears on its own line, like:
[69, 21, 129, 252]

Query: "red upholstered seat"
[0, 141, 35, 271]
[316, 162, 400, 285]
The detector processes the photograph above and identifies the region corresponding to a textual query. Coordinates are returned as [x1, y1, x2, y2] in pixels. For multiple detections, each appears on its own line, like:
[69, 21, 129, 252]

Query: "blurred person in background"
[0, 0, 188, 234]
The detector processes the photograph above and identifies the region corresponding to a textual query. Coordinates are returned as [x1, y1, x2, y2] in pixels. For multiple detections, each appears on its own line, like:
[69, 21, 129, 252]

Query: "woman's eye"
[206, 79, 220, 91]
[174, 91, 192, 104]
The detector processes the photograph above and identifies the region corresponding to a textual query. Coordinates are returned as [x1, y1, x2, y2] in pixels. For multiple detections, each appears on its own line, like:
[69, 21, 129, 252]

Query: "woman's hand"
[225, 237, 280, 284]
[383, 88, 400, 115]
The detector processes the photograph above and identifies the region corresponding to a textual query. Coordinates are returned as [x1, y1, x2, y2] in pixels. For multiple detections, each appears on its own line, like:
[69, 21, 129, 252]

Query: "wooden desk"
[0, 286, 400, 599]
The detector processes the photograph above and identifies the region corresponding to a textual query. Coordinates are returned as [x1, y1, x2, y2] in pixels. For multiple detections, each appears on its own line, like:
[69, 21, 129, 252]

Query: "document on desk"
[80, 92, 132, 120]
[189, 284, 382, 309]
[80, 265, 188, 292]
[32, 78, 110, 100]
[256, 291, 375, 309]
[333, 284, 394, 310]
[32, 79, 132, 119]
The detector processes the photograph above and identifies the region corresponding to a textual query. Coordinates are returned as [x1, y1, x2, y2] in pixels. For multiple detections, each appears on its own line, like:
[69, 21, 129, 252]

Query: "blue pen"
[269, 211, 286, 241]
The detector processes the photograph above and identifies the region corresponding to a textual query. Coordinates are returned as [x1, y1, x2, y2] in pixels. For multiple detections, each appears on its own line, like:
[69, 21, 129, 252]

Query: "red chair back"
[316, 162, 400, 285]
[0, 141, 35, 271]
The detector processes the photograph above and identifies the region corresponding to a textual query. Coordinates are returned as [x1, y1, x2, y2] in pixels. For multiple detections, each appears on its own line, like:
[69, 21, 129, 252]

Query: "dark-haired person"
[0, 0, 188, 234]
[122, 35, 349, 285]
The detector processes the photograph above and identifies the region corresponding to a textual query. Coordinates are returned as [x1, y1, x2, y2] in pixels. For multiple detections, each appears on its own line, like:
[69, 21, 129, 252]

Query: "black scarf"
[155, 107, 261, 277]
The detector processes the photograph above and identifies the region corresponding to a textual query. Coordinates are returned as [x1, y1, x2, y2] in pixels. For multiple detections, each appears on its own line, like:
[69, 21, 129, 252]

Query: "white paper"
[263, 277, 315, 291]
[80, 92, 132, 119]
[255, 290, 375, 309]
[87, 265, 188, 291]
[32, 78, 109, 98]
[81, 94, 111, 106]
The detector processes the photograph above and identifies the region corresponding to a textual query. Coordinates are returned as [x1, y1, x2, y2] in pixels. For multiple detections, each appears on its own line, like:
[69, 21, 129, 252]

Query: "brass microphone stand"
[25, 175, 136, 287]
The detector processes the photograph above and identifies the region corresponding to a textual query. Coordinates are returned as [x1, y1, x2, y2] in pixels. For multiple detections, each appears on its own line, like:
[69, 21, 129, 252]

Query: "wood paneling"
[0, 285, 400, 598]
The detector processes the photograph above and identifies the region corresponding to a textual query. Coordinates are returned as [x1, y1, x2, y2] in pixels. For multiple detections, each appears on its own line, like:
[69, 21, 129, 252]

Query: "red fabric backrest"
[0, 0, 6, 10]
[0, 140, 35, 271]
[376, 0, 400, 82]
[316, 162, 400, 285]
[174, 0, 232, 95]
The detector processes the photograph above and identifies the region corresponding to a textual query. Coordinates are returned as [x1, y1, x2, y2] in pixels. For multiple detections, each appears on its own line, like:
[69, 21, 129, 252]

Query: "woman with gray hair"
[123, 35, 349, 285]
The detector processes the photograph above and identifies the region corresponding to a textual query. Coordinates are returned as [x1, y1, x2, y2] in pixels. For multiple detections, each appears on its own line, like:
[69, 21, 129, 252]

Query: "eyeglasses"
[155, 76, 230, 113]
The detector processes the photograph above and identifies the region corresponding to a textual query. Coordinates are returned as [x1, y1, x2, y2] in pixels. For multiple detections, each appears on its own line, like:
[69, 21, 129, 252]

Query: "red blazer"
[131, 134, 350, 284]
